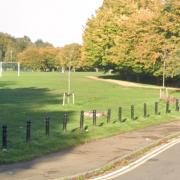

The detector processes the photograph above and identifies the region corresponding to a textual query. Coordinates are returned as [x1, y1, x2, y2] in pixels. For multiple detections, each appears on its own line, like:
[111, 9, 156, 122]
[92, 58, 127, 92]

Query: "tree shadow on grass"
[0, 87, 60, 105]
[0, 81, 17, 88]
[0, 87, 89, 166]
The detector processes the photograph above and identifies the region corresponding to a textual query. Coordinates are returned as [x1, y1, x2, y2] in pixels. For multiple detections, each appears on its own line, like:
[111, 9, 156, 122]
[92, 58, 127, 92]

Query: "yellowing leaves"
[82, 0, 180, 77]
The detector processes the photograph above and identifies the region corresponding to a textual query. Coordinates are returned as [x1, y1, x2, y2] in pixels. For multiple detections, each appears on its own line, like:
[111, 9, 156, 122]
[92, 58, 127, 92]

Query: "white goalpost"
[0, 62, 20, 77]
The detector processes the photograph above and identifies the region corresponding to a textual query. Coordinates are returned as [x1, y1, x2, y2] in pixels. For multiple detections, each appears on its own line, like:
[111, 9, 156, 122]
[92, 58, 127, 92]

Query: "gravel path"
[87, 76, 180, 90]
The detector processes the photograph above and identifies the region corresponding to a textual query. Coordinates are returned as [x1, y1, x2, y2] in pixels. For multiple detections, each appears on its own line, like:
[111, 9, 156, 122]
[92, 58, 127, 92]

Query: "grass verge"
[0, 72, 179, 163]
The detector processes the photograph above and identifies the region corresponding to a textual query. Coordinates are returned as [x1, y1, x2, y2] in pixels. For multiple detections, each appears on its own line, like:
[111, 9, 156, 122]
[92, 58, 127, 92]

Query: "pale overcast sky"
[0, 0, 103, 47]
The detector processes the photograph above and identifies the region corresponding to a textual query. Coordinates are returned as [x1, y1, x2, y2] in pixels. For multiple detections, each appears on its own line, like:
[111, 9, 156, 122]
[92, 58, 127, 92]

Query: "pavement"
[0, 120, 180, 180]
[112, 140, 180, 180]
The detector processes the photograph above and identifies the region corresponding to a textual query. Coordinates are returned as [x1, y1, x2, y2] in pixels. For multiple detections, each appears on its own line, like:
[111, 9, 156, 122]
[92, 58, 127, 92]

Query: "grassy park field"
[0, 72, 179, 163]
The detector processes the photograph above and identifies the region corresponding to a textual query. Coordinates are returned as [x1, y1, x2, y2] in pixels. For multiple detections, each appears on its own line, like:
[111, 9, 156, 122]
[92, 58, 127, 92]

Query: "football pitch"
[0, 72, 179, 163]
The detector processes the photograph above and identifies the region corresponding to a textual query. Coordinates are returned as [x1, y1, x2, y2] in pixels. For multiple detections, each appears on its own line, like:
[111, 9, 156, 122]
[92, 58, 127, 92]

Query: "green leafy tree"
[56, 43, 81, 70]
[0, 32, 17, 61]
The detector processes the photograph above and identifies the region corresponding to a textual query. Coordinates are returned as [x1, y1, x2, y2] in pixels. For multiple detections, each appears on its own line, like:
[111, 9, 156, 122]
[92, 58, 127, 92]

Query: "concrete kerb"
[56, 132, 180, 180]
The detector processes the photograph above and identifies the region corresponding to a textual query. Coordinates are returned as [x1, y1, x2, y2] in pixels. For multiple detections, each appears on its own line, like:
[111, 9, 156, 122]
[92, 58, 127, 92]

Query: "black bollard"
[166, 102, 171, 113]
[155, 102, 159, 115]
[45, 117, 50, 136]
[93, 110, 96, 126]
[26, 120, 31, 143]
[80, 111, 84, 131]
[118, 107, 122, 122]
[131, 105, 135, 120]
[2, 125, 7, 149]
[107, 109, 111, 123]
[144, 103, 147, 118]
[175, 99, 179, 112]
[63, 112, 68, 132]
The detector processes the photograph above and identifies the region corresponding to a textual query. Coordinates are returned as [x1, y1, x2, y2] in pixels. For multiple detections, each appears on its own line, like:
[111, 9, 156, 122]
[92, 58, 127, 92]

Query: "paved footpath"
[0, 120, 180, 180]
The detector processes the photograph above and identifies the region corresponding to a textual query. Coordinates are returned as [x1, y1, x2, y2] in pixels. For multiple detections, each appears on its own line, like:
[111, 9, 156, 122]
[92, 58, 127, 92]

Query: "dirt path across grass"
[0, 120, 180, 180]
[87, 76, 180, 90]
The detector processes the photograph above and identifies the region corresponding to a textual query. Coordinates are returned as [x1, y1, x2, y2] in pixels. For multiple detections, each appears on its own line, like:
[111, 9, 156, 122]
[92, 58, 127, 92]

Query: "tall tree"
[82, 0, 180, 79]
[0, 32, 17, 61]
[56, 43, 81, 70]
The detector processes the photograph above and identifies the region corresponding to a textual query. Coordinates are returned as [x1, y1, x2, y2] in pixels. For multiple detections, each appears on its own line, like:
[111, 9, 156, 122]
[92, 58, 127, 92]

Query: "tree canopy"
[81, 0, 180, 78]
[0, 0, 179, 79]
[0, 32, 82, 71]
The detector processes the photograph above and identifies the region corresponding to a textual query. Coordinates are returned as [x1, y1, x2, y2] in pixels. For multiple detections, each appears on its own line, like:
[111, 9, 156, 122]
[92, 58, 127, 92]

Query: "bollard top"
[27, 119, 32, 124]
[45, 116, 50, 121]
[2, 124, 7, 128]
[64, 112, 68, 118]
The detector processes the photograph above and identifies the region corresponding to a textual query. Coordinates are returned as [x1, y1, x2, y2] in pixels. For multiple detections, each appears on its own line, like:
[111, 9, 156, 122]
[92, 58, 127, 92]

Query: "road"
[113, 142, 180, 180]
[1, 121, 180, 180]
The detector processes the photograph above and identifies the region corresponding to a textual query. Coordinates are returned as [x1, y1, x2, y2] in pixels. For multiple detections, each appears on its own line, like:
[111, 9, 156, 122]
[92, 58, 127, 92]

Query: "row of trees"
[18, 43, 81, 71]
[0, 33, 53, 62]
[0, 0, 179, 81]
[82, 0, 180, 80]
[0, 33, 31, 62]
[0, 32, 81, 71]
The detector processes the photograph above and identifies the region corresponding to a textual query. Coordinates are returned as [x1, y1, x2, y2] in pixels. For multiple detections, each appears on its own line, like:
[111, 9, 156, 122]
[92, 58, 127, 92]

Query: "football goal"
[0, 62, 20, 77]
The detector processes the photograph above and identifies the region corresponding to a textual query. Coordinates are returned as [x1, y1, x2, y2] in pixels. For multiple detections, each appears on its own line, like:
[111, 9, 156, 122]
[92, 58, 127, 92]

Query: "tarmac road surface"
[113, 142, 180, 180]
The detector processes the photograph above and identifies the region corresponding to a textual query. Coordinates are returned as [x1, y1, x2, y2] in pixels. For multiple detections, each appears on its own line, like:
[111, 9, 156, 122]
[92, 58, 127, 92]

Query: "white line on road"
[92, 137, 180, 180]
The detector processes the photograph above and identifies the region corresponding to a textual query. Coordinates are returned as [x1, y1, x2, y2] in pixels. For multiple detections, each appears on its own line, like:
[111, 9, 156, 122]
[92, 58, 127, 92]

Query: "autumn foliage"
[0, 0, 179, 81]
[81, 0, 180, 78]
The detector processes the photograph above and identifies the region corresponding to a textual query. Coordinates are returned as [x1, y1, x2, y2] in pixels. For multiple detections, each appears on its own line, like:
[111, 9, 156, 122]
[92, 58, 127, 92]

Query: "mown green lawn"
[0, 72, 179, 163]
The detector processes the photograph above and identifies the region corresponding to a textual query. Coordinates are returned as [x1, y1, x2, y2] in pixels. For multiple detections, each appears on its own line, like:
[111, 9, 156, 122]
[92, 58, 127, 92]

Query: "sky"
[0, 0, 103, 47]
